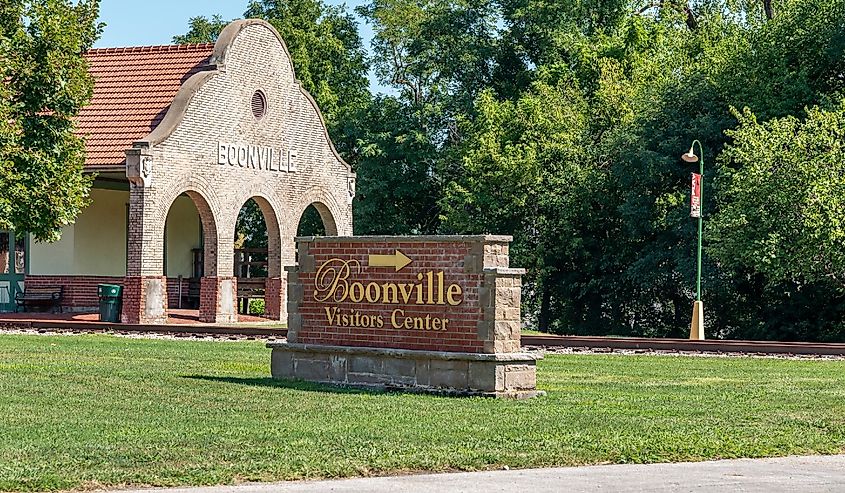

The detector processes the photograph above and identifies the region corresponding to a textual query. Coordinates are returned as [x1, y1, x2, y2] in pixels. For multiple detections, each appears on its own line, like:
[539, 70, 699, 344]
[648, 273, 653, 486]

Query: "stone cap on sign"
[295, 235, 513, 243]
[484, 267, 527, 276]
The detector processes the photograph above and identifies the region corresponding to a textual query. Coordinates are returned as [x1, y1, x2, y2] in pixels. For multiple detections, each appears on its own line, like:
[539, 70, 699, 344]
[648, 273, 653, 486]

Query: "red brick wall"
[198, 276, 237, 323]
[25, 275, 194, 311]
[265, 277, 285, 320]
[293, 239, 487, 353]
[121, 276, 142, 323]
[24, 275, 123, 310]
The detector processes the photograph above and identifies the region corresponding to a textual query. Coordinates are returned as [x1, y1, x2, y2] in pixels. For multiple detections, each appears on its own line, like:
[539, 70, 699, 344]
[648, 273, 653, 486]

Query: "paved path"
[112, 455, 845, 493]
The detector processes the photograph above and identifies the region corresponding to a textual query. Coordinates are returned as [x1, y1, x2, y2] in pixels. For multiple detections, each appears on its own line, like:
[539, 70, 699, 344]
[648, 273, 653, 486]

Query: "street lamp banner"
[691, 173, 702, 218]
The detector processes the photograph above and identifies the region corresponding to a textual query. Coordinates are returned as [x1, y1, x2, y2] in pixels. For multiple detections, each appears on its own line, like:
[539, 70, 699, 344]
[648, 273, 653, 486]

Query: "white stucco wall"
[73, 188, 128, 275]
[29, 187, 128, 276]
[29, 224, 75, 275]
[29, 188, 202, 278]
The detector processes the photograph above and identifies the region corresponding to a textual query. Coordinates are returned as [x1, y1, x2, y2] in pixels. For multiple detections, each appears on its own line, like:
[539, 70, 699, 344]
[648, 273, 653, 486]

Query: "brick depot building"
[0, 19, 355, 323]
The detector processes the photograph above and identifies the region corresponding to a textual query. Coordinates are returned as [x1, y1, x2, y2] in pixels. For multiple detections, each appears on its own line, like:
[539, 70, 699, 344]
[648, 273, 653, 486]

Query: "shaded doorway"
[0, 231, 26, 312]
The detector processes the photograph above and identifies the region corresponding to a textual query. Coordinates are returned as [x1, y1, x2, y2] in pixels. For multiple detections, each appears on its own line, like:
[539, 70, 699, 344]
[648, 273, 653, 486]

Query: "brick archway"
[123, 185, 238, 325]
[167, 190, 220, 278]
[308, 201, 338, 236]
[163, 190, 236, 324]
[291, 186, 350, 238]
[232, 196, 287, 320]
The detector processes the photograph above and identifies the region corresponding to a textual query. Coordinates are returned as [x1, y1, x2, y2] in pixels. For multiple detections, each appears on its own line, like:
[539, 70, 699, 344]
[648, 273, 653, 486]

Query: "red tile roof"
[77, 43, 215, 171]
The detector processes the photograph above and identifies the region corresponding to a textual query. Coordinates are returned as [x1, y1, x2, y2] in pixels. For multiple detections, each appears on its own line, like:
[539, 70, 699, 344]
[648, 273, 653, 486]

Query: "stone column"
[478, 269, 524, 353]
[284, 265, 303, 342]
[199, 276, 237, 324]
[122, 185, 168, 324]
[269, 238, 296, 323]
[463, 236, 526, 353]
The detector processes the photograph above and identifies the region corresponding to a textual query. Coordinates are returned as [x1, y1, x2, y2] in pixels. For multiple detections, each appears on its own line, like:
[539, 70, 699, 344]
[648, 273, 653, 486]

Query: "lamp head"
[681, 145, 699, 163]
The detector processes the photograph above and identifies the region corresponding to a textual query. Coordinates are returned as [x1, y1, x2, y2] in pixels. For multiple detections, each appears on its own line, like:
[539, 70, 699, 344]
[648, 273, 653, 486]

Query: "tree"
[443, 0, 845, 339]
[352, 96, 442, 234]
[358, 0, 499, 116]
[710, 105, 845, 291]
[244, 0, 371, 134]
[441, 72, 615, 332]
[353, 0, 501, 235]
[171, 15, 229, 44]
[0, 0, 101, 242]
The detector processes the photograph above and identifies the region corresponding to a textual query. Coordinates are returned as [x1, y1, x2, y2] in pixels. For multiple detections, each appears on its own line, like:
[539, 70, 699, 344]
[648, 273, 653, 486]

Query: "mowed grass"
[1, 335, 844, 491]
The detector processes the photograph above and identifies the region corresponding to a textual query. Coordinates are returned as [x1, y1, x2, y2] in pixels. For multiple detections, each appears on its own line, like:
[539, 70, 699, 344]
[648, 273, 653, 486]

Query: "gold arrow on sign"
[368, 250, 413, 271]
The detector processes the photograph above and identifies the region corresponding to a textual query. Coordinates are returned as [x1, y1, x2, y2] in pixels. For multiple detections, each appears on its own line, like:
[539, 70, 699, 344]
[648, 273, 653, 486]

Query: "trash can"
[98, 284, 123, 323]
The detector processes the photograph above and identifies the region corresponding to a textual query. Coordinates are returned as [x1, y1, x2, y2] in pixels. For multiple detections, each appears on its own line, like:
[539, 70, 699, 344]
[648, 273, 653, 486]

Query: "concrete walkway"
[113, 455, 845, 493]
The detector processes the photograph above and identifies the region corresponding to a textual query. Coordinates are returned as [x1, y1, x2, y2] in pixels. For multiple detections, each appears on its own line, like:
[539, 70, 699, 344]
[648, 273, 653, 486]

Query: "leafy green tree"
[353, 96, 442, 234]
[710, 105, 845, 290]
[497, 0, 629, 69]
[0, 0, 101, 242]
[354, 0, 501, 234]
[358, 0, 499, 116]
[442, 0, 845, 339]
[441, 72, 613, 331]
[171, 14, 229, 44]
[606, 0, 845, 339]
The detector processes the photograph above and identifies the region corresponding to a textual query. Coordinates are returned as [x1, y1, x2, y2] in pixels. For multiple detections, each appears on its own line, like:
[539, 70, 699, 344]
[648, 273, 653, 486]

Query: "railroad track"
[522, 334, 845, 356]
[0, 319, 287, 338]
[3, 319, 845, 356]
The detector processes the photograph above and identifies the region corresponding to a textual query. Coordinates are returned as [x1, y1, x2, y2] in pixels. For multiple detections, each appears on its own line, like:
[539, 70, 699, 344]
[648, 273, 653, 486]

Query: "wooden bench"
[237, 278, 266, 314]
[15, 286, 64, 313]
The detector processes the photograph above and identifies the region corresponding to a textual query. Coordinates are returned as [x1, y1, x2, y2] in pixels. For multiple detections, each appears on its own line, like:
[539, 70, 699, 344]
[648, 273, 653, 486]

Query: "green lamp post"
[681, 141, 704, 340]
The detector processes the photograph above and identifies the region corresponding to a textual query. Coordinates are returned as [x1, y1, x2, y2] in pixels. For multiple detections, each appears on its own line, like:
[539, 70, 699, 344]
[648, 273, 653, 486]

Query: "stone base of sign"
[267, 342, 544, 399]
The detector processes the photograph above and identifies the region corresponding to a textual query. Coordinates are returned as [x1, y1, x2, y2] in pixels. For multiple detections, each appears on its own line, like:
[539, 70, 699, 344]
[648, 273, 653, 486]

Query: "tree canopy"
[710, 105, 845, 292]
[170, 0, 845, 341]
[355, 0, 845, 340]
[0, 0, 101, 242]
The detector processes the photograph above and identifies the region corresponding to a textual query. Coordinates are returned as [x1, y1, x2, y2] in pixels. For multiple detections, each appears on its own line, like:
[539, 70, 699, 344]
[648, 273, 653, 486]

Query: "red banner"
[691, 173, 701, 218]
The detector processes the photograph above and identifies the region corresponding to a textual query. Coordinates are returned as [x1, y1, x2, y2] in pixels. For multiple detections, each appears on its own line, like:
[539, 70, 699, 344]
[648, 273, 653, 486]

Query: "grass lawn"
[1, 335, 843, 492]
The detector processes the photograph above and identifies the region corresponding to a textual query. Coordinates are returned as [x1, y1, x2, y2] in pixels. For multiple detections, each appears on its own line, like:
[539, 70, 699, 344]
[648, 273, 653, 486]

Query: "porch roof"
[76, 43, 215, 172]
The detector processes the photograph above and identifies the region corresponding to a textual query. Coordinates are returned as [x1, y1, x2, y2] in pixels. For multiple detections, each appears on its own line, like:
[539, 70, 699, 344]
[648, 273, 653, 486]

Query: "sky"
[94, 0, 383, 92]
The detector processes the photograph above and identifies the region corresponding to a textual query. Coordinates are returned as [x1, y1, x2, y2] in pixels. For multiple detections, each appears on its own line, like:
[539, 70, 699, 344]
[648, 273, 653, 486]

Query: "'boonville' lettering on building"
[312, 256, 463, 332]
[217, 142, 298, 172]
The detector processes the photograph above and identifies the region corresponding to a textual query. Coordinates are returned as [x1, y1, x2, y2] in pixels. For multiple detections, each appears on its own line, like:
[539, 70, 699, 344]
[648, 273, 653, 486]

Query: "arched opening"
[298, 202, 338, 237]
[162, 191, 218, 320]
[234, 197, 281, 317]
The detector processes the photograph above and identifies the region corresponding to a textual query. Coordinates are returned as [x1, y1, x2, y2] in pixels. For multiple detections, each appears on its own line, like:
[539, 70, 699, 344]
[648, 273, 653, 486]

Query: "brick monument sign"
[268, 235, 543, 398]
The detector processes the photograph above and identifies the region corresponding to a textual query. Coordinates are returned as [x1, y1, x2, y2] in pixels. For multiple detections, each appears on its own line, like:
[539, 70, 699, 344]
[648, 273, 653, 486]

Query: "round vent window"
[251, 90, 267, 119]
